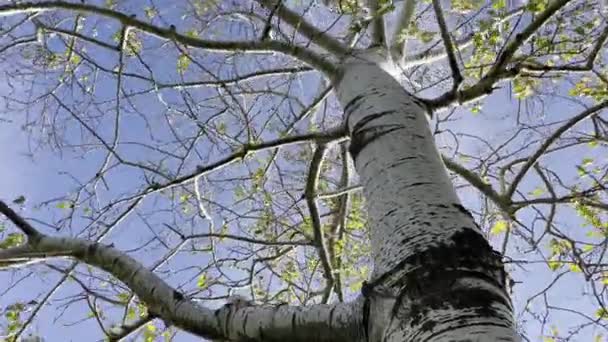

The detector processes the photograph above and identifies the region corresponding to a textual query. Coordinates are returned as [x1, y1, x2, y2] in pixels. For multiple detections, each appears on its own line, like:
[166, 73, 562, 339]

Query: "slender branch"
[188, 231, 313, 247]
[366, 0, 387, 49]
[0, 201, 39, 237]
[318, 185, 362, 199]
[257, 0, 349, 57]
[506, 101, 608, 199]
[304, 144, 336, 303]
[35, 20, 120, 51]
[0, 1, 338, 76]
[402, 6, 524, 68]
[489, 0, 572, 78]
[518, 25, 608, 74]
[512, 197, 608, 211]
[107, 316, 154, 342]
[427, 0, 571, 109]
[107, 127, 348, 210]
[0, 36, 37, 54]
[431, 0, 462, 92]
[391, 0, 416, 59]
[442, 156, 511, 214]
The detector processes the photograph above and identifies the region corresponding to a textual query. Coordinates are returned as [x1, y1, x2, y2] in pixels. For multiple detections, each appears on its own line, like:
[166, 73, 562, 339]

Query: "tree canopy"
[0, 0, 607, 341]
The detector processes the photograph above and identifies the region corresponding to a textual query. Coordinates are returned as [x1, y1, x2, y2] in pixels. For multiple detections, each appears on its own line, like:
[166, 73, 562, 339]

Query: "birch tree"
[0, 0, 607, 341]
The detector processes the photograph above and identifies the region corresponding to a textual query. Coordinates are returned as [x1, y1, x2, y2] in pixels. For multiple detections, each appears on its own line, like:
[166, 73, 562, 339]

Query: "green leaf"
[529, 187, 544, 197]
[490, 220, 508, 235]
[0, 233, 25, 249]
[143, 323, 157, 342]
[177, 54, 191, 74]
[548, 260, 561, 271]
[117, 292, 130, 303]
[126, 307, 136, 320]
[197, 273, 208, 288]
[492, 0, 506, 10]
[569, 263, 582, 273]
[56, 201, 74, 209]
[452, 0, 484, 12]
[144, 7, 157, 19]
[582, 157, 594, 166]
[527, 0, 548, 12]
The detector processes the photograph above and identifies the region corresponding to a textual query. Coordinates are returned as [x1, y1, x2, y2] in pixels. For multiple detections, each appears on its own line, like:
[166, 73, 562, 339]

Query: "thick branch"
[0, 201, 359, 342]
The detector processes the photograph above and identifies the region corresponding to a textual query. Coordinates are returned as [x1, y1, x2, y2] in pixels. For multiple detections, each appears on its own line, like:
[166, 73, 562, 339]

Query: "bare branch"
[366, 0, 387, 49]
[431, 0, 462, 93]
[257, 0, 349, 56]
[391, 0, 416, 59]
[506, 101, 608, 199]
[304, 143, 336, 303]
[0, 1, 338, 76]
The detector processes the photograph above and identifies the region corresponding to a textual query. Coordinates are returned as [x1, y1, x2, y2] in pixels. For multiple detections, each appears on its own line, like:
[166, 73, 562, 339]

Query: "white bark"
[2, 234, 360, 341]
[333, 52, 518, 341]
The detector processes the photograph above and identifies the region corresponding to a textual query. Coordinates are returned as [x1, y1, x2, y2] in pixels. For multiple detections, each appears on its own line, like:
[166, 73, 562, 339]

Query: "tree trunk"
[334, 52, 518, 341]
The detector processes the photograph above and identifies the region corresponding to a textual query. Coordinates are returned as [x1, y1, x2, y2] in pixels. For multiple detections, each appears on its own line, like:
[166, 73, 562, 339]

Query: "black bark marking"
[422, 321, 513, 341]
[291, 312, 297, 334]
[384, 231, 511, 338]
[110, 256, 120, 269]
[364, 228, 506, 303]
[173, 290, 184, 301]
[405, 182, 433, 189]
[87, 242, 99, 256]
[128, 263, 143, 282]
[349, 125, 405, 160]
[242, 312, 249, 335]
[385, 208, 398, 217]
[389, 156, 418, 168]
[361, 291, 371, 341]
[453, 203, 474, 219]
[149, 286, 156, 299]
[350, 110, 397, 135]
[343, 94, 365, 122]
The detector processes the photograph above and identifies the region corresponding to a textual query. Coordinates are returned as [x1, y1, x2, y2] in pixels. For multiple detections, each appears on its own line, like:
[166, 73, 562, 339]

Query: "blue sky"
[0, 0, 607, 341]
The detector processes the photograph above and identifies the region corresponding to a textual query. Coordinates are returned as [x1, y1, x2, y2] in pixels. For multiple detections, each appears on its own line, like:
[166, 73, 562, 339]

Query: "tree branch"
[506, 100, 608, 199]
[426, 0, 571, 109]
[0, 1, 338, 77]
[391, 0, 416, 59]
[0, 200, 359, 342]
[257, 0, 349, 57]
[442, 156, 512, 215]
[366, 0, 387, 49]
[401, 6, 524, 68]
[304, 143, 336, 303]
[431, 0, 462, 93]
